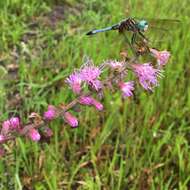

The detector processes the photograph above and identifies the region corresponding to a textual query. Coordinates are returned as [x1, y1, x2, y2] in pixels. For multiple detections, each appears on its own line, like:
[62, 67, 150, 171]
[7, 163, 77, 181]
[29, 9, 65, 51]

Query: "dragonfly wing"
[133, 33, 150, 54]
[121, 32, 139, 55]
[134, 18, 180, 43]
[144, 26, 176, 46]
[134, 18, 180, 30]
[147, 18, 180, 30]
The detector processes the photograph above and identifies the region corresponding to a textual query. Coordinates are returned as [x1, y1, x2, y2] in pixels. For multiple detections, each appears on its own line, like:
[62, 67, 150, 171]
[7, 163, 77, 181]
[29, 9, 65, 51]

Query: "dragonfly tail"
[86, 24, 119, 35]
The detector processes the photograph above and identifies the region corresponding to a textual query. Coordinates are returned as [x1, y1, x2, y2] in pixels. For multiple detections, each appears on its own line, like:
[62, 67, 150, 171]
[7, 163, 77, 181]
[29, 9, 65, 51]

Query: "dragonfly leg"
[131, 33, 143, 56]
[139, 32, 148, 42]
[121, 32, 137, 57]
[131, 33, 137, 45]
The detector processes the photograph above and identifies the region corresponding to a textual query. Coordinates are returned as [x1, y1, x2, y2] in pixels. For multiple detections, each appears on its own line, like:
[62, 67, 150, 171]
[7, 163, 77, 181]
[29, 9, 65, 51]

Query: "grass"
[0, 0, 190, 189]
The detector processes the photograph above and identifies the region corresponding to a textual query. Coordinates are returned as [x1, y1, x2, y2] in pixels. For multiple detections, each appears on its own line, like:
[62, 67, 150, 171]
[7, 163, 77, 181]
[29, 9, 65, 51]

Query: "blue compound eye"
[138, 20, 148, 31]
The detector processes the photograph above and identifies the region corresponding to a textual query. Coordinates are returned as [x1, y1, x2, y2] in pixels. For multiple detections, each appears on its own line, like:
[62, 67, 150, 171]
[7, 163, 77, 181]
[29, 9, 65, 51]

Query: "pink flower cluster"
[66, 58, 102, 94]
[0, 48, 170, 156]
[150, 48, 170, 66]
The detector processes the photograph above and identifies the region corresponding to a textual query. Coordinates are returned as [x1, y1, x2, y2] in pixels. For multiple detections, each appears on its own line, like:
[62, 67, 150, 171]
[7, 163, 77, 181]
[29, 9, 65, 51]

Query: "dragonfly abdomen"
[86, 26, 116, 35]
[86, 18, 139, 36]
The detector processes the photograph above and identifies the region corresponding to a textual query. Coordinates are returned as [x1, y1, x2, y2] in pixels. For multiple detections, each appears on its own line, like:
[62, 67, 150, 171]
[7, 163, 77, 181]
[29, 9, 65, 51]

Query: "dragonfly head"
[137, 20, 148, 32]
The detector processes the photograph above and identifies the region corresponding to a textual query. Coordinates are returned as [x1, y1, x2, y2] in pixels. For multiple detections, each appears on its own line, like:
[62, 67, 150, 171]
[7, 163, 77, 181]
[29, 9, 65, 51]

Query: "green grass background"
[0, 0, 190, 189]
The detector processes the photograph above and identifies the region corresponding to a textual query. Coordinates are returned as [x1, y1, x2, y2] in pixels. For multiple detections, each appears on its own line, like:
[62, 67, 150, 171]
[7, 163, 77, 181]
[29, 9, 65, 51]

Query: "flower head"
[28, 128, 41, 141]
[119, 81, 135, 97]
[9, 117, 20, 129]
[66, 71, 82, 94]
[44, 105, 57, 121]
[80, 63, 102, 91]
[132, 63, 162, 91]
[105, 60, 124, 70]
[1, 117, 20, 134]
[64, 112, 78, 128]
[150, 48, 170, 66]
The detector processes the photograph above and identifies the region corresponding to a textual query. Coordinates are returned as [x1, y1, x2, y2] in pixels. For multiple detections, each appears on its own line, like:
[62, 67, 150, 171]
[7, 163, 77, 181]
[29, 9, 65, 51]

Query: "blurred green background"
[0, 0, 190, 189]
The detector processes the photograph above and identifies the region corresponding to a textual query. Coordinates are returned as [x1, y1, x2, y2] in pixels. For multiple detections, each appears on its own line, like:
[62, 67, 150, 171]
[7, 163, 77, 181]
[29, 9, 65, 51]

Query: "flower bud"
[28, 128, 41, 141]
[64, 112, 78, 128]
[44, 105, 57, 121]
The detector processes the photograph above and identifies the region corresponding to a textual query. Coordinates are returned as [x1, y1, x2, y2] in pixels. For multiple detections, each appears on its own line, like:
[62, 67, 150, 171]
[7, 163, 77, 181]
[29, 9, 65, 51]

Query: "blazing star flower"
[80, 64, 102, 91]
[66, 71, 82, 94]
[105, 60, 124, 70]
[28, 128, 41, 141]
[150, 48, 170, 66]
[132, 63, 162, 91]
[63, 112, 78, 127]
[44, 105, 57, 121]
[1, 117, 20, 133]
[9, 117, 20, 129]
[119, 81, 135, 97]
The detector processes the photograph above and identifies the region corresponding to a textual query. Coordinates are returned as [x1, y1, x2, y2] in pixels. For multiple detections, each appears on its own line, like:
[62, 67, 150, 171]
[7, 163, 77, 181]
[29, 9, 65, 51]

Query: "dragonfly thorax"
[137, 20, 148, 32]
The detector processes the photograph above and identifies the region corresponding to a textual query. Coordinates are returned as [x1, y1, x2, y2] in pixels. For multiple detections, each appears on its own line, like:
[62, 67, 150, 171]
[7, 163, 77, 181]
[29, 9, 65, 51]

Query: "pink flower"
[44, 105, 57, 121]
[9, 117, 20, 129]
[119, 81, 135, 97]
[132, 63, 162, 91]
[105, 60, 124, 70]
[28, 128, 41, 141]
[66, 72, 82, 94]
[1, 117, 20, 133]
[80, 64, 102, 91]
[63, 112, 78, 127]
[150, 48, 170, 66]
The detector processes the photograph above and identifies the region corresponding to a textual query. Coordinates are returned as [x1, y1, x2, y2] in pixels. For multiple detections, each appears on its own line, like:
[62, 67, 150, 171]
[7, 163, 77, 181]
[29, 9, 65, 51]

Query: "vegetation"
[0, 0, 189, 189]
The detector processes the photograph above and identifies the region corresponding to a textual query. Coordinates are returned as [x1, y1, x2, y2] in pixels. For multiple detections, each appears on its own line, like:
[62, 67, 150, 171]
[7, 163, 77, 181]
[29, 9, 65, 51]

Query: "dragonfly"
[86, 17, 180, 56]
